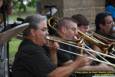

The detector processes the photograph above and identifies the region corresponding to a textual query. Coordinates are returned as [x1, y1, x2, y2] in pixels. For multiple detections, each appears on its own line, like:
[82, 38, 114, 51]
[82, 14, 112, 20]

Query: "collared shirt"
[12, 39, 56, 77]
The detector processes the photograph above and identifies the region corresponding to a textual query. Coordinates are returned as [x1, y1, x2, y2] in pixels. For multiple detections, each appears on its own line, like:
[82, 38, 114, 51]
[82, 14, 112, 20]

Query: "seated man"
[55, 17, 92, 77]
[72, 14, 89, 33]
[95, 12, 115, 39]
[95, 12, 115, 64]
[12, 14, 89, 77]
[71, 14, 98, 52]
[72, 14, 96, 52]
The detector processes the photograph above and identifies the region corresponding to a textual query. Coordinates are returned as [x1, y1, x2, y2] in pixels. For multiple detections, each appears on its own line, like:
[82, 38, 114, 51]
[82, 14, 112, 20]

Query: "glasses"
[105, 21, 114, 25]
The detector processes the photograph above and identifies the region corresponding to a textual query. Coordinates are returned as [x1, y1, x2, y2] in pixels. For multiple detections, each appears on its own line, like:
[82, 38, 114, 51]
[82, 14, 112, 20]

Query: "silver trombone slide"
[84, 43, 111, 64]
[110, 53, 115, 57]
[46, 36, 115, 60]
[57, 48, 115, 67]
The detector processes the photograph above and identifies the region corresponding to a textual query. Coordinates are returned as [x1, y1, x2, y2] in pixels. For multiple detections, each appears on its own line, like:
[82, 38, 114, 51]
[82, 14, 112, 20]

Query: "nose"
[45, 30, 49, 36]
[45, 31, 49, 35]
[85, 28, 89, 33]
[75, 30, 79, 36]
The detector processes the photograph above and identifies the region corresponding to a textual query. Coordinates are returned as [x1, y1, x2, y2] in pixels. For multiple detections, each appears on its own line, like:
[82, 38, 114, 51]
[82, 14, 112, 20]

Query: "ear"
[30, 29, 36, 37]
[61, 26, 67, 34]
[100, 24, 104, 30]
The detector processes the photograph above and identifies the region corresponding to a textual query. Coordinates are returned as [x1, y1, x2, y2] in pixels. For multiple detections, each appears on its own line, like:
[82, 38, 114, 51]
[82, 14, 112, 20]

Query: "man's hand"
[74, 55, 91, 68]
[47, 40, 59, 53]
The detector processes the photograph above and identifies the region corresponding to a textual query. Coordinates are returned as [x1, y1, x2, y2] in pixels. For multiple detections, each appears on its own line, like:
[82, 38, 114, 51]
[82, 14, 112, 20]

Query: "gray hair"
[56, 17, 76, 30]
[23, 14, 47, 36]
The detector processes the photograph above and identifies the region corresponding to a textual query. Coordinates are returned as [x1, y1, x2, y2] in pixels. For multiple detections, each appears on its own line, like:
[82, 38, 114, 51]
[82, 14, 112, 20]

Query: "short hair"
[23, 14, 46, 36]
[95, 12, 112, 31]
[71, 14, 89, 27]
[56, 17, 76, 30]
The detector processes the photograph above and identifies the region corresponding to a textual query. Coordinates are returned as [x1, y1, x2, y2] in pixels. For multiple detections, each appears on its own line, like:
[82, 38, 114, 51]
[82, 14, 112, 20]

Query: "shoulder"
[14, 39, 47, 62]
[19, 39, 45, 53]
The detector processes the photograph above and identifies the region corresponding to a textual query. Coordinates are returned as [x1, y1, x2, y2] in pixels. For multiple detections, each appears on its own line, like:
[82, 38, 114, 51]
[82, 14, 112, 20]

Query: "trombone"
[92, 32, 115, 57]
[78, 30, 112, 54]
[46, 35, 115, 67]
[92, 32, 115, 44]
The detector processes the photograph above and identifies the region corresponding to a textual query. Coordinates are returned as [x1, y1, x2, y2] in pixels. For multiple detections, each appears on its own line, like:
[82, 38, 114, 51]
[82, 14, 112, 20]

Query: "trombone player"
[55, 17, 89, 65]
[53, 17, 91, 77]
[72, 14, 89, 33]
[94, 11, 115, 64]
[95, 11, 115, 40]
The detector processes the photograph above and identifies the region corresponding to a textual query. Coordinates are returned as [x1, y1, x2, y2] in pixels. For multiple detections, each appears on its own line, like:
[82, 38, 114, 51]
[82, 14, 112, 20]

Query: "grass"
[9, 6, 36, 64]
[9, 38, 22, 64]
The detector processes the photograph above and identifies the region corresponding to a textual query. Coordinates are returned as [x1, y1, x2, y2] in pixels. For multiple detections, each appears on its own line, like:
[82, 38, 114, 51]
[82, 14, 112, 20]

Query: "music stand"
[0, 23, 28, 77]
[0, 23, 29, 44]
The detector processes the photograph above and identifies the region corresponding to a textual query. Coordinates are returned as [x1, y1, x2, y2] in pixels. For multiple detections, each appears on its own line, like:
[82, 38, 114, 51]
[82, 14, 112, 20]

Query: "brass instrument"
[48, 16, 59, 30]
[78, 30, 111, 54]
[46, 35, 115, 67]
[93, 32, 115, 44]
[92, 32, 115, 54]
[47, 16, 59, 35]
[78, 30, 108, 47]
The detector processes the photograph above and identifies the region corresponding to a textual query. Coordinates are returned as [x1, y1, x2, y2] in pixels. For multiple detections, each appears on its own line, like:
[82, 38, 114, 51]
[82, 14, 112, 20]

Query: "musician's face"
[32, 20, 48, 46]
[78, 25, 89, 33]
[65, 22, 78, 40]
[101, 16, 114, 34]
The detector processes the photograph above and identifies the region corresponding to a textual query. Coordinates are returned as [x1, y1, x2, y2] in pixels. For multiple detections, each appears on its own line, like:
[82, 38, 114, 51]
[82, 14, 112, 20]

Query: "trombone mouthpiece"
[46, 35, 55, 41]
[46, 36, 50, 40]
